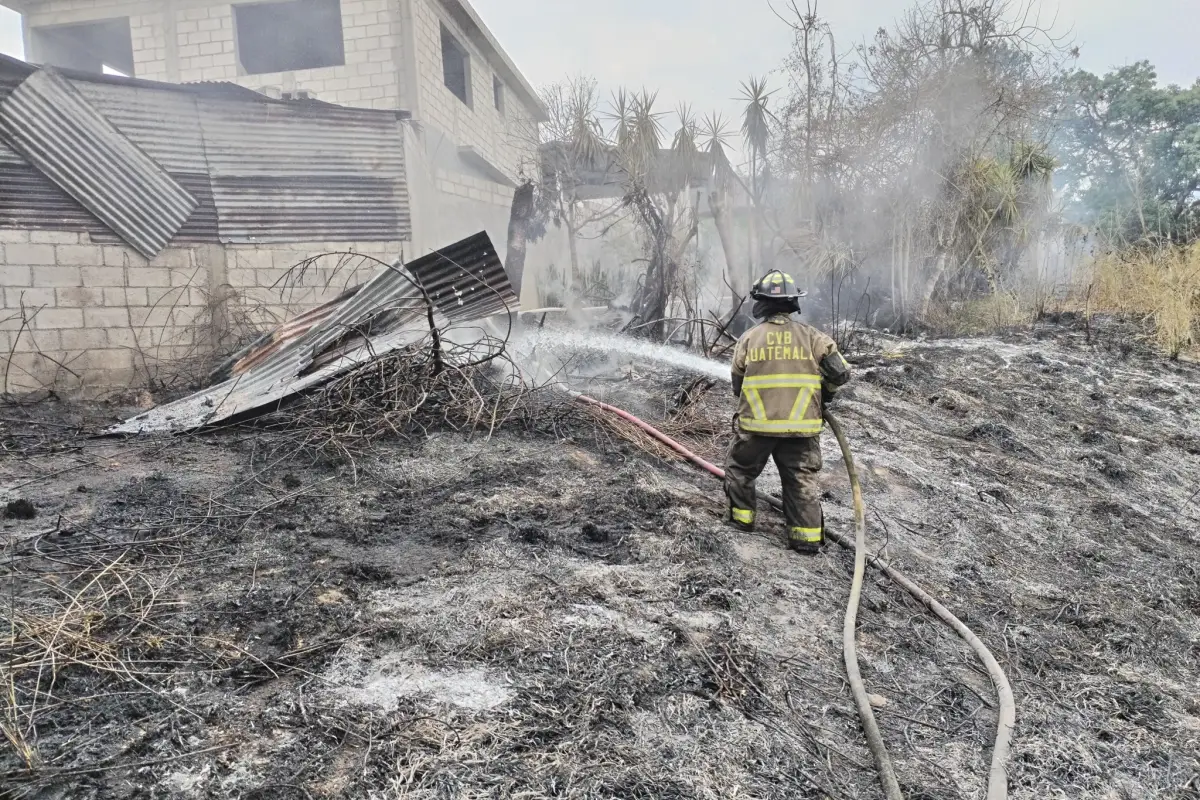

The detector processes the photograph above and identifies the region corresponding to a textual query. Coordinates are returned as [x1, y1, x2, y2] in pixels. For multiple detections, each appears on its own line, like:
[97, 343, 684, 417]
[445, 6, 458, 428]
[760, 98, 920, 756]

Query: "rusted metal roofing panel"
[0, 69, 199, 258]
[0, 59, 410, 248]
[0, 81, 92, 232]
[84, 173, 220, 244]
[197, 99, 411, 243]
[0, 158, 219, 243]
[69, 84, 220, 241]
[0, 75, 218, 241]
[108, 232, 518, 435]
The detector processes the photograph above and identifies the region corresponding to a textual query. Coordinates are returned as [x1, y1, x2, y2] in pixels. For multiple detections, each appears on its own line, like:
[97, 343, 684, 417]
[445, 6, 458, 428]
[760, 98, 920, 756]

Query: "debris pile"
[109, 232, 519, 436]
[259, 337, 570, 465]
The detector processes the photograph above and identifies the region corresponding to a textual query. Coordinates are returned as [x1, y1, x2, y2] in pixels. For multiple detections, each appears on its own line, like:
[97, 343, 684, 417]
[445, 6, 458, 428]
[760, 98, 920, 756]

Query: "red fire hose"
[571, 391, 1015, 800]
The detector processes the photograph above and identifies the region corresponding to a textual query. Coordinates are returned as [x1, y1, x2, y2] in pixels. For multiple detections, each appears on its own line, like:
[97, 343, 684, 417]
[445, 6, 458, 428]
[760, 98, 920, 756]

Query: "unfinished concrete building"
[6, 0, 544, 221]
[0, 0, 550, 394]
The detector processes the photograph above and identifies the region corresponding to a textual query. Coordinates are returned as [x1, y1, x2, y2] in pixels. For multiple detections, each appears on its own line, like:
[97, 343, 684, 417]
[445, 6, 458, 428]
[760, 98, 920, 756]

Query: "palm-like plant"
[740, 76, 775, 167]
[565, 80, 606, 171]
[613, 91, 664, 187]
[700, 112, 735, 190]
[947, 143, 1058, 295]
[738, 77, 780, 283]
[608, 88, 634, 151]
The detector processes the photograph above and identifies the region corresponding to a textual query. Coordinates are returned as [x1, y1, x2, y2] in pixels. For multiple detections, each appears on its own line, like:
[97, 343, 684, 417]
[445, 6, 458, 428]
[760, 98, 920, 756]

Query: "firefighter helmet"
[750, 270, 807, 302]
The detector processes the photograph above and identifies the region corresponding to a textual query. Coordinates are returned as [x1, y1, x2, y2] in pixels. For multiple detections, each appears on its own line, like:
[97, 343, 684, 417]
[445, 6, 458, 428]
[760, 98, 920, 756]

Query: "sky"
[1, 0, 1195, 134]
[469, 0, 1197, 128]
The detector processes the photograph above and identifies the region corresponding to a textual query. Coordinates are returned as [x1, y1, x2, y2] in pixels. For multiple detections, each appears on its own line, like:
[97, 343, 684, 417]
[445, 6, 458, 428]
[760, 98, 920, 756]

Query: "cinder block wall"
[411, 0, 538, 184]
[222, 242, 393, 329]
[0, 230, 401, 396]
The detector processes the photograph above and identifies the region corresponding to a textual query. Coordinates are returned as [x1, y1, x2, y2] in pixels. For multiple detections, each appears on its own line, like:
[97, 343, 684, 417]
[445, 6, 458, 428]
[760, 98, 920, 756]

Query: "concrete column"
[402, 125, 429, 257]
[163, 0, 180, 82]
[20, 11, 32, 62]
[397, 0, 422, 119]
[198, 243, 231, 353]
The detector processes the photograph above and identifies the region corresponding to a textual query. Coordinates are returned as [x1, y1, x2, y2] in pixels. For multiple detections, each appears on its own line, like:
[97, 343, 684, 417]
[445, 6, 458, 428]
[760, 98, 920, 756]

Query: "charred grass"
[1, 318, 1198, 800]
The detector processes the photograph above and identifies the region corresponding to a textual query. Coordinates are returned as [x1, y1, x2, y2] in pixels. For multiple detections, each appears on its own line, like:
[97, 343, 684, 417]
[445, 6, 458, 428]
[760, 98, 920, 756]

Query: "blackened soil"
[1, 318, 1198, 800]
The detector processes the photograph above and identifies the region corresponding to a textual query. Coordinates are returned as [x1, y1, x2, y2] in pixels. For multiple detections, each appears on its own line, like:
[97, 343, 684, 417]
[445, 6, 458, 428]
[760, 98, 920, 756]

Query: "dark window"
[233, 0, 345, 76]
[441, 23, 470, 106]
[493, 75, 505, 115]
[31, 17, 135, 76]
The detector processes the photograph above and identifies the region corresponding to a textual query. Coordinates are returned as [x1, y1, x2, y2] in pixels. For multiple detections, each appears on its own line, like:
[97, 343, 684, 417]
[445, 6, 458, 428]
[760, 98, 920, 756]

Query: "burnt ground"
[1, 317, 1198, 800]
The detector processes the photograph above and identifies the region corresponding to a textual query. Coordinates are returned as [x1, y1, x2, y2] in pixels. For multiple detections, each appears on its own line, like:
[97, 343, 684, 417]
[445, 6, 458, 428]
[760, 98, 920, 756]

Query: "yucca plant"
[606, 90, 664, 188]
[566, 80, 607, 172]
[740, 76, 775, 170]
[700, 112, 736, 191]
[916, 142, 1058, 316]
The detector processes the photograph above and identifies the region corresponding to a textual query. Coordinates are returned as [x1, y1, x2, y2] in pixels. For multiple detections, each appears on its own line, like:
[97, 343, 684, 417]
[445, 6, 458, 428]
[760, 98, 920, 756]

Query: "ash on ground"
[1, 318, 1197, 800]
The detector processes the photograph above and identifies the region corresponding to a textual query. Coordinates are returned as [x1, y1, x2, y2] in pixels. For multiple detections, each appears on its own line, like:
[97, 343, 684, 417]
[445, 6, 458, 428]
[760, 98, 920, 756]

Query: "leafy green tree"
[1057, 62, 1200, 245]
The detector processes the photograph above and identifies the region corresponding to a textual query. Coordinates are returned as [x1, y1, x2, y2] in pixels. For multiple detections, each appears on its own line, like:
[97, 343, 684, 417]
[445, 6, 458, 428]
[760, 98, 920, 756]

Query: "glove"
[821, 387, 836, 407]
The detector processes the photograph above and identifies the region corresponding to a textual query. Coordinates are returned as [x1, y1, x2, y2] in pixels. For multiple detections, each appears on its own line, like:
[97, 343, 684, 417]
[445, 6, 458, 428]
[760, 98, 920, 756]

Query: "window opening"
[233, 0, 345, 76]
[30, 17, 135, 76]
[441, 23, 470, 106]
[493, 75, 505, 115]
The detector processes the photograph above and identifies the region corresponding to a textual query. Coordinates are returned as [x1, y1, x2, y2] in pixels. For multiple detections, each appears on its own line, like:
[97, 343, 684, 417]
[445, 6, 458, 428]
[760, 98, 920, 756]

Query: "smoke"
[752, 0, 1079, 328]
[540, 0, 1085, 334]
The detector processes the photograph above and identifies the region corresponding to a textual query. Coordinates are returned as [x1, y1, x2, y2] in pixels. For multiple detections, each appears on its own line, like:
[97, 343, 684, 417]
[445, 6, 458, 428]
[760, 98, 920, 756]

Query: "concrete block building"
[6, 0, 546, 251]
[0, 0, 552, 394]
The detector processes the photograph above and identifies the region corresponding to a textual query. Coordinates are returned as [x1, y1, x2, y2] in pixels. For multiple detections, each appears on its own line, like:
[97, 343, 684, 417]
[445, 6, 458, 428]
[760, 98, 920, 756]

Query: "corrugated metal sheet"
[74, 82, 209, 175]
[0, 157, 99, 232]
[0, 61, 411, 248]
[198, 99, 411, 243]
[0, 69, 199, 258]
[107, 231, 518, 434]
[210, 283, 364, 382]
[83, 173, 220, 244]
[0, 158, 218, 242]
[67, 83, 221, 242]
[408, 230, 515, 321]
[0, 75, 219, 241]
[0, 78, 95, 232]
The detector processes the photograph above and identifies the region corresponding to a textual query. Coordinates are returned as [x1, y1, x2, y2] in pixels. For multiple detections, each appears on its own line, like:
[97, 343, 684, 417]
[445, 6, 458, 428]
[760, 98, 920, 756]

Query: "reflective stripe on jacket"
[731, 314, 841, 437]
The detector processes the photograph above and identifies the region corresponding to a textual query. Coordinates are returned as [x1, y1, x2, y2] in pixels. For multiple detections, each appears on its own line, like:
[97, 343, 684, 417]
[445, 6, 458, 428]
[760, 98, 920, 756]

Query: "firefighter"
[725, 270, 851, 554]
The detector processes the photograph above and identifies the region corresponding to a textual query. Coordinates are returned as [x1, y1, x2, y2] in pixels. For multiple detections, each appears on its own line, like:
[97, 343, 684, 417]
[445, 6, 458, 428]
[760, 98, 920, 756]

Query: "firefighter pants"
[724, 430, 824, 546]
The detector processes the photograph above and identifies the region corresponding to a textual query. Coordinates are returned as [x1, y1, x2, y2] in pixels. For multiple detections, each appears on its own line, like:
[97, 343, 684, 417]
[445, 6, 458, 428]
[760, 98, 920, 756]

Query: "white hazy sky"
[1, 0, 1195, 130]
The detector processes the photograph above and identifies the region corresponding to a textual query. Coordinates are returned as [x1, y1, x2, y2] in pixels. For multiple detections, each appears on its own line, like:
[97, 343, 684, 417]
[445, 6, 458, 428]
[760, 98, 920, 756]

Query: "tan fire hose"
[570, 392, 1015, 800]
[824, 410, 904, 800]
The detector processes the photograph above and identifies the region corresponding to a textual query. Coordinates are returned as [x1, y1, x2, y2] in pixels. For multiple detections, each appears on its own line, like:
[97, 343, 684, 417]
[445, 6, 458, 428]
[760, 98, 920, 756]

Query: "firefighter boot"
[726, 507, 755, 533]
[788, 536, 821, 555]
[788, 510, 825, 555]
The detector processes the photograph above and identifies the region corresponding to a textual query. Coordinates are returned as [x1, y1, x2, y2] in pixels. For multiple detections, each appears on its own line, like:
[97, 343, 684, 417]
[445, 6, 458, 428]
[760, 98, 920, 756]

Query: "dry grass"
[924, 291, 1027, 336]
[1085, 244, 1200, 358]
[1, 527, 250, 787]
